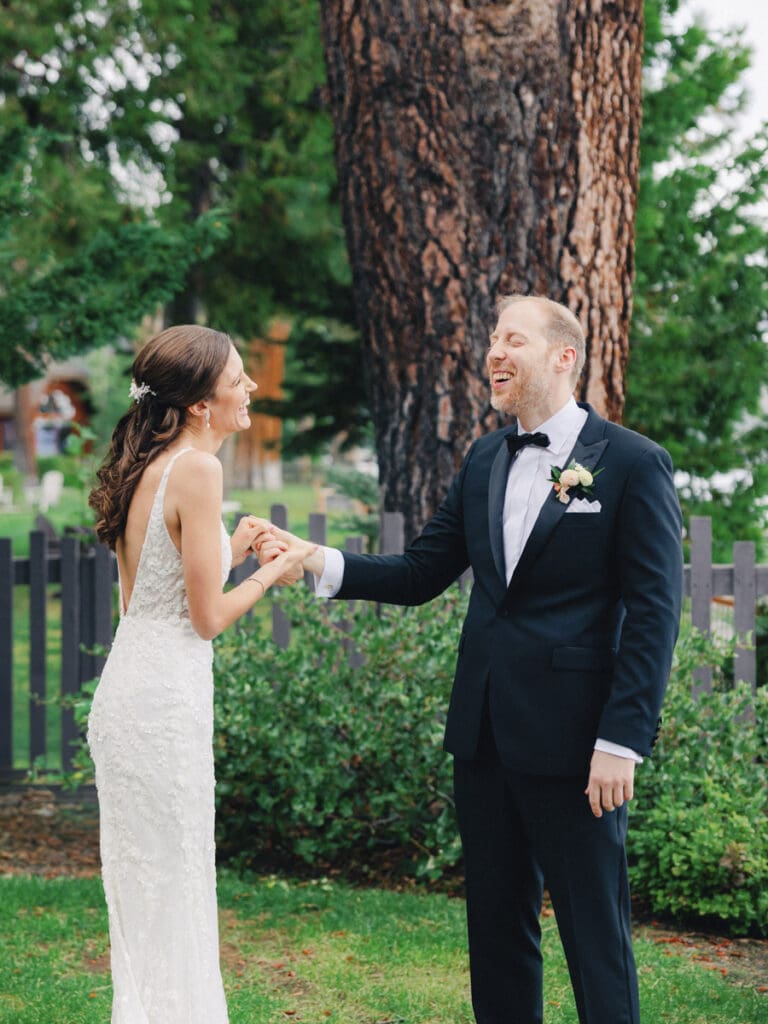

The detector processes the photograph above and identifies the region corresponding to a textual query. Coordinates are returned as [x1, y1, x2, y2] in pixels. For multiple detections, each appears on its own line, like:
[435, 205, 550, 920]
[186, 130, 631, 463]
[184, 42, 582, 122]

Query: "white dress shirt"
[314, 396, 640, 762]
[502, 398, 587, 582]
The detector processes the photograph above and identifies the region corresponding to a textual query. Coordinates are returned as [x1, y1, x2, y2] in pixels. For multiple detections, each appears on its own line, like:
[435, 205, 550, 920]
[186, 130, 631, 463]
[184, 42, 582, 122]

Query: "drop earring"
[205, 409, 211, 429]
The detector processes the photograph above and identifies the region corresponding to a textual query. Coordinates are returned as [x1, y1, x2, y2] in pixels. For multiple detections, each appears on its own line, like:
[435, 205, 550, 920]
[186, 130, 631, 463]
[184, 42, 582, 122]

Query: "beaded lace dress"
[88, 449, 231, 1024]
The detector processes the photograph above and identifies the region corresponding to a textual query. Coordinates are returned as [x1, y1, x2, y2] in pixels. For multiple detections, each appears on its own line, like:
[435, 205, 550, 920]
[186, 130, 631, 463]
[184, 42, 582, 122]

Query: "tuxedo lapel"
[507, 407, 608, 590]
[488, 434, 513, 585]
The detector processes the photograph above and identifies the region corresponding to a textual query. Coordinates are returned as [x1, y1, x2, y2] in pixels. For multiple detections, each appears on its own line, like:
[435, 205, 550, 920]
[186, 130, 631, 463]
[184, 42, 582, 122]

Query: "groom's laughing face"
[487, 300, 558, 420]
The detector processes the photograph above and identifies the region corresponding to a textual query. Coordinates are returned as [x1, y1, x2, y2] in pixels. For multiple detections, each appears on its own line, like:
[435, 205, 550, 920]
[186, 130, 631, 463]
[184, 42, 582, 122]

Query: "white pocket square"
[565, 498, 601, 513]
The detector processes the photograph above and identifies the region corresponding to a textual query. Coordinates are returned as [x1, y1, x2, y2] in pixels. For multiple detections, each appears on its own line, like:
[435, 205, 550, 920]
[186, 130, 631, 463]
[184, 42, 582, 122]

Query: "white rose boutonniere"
[548, 460, 604, 505]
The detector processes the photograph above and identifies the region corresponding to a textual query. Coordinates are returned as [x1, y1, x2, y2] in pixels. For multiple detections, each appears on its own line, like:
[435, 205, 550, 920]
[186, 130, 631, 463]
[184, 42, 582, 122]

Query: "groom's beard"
[490, 360, 551, 421]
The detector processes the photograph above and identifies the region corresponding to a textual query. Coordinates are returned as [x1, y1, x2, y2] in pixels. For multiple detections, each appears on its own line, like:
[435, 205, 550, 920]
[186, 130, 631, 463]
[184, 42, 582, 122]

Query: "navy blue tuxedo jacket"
[338, 405, 684, 776]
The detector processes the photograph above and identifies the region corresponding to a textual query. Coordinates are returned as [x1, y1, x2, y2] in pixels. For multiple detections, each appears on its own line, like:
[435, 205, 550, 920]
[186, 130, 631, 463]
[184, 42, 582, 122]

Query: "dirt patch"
[219, 908, 313, 995]
[0, 787, 100, 877]
[82, 951, 111, 974]
[639, 921, 768, 993]
[253, 953, 314, 998]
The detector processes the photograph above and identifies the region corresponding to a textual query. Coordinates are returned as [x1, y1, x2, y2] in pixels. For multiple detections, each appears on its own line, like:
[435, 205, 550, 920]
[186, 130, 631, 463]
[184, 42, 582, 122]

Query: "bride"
[87, 325, 311, 1023]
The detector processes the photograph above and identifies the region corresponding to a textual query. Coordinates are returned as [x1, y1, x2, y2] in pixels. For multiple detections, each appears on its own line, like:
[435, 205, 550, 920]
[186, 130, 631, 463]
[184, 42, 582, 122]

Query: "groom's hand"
[585, 750, 635, 819]
[256, 525, 326, 577]
[252, 535, 303, 586]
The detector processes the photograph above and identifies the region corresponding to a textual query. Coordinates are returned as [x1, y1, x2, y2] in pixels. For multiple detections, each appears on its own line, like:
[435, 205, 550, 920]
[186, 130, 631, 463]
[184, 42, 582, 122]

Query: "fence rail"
[0, 512, 765, 780]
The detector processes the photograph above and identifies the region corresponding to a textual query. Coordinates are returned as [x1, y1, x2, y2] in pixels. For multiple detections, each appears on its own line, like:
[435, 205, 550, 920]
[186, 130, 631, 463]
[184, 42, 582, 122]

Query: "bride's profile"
[87, 325, 312, 1023]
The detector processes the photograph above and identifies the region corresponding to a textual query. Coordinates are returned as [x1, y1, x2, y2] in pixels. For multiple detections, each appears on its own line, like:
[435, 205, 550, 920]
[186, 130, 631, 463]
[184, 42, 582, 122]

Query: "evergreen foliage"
[0, 0, 362, 440]
[0, 4, 228, 385]
[626, 0, 768, 556]
[94, 0, 365, 446]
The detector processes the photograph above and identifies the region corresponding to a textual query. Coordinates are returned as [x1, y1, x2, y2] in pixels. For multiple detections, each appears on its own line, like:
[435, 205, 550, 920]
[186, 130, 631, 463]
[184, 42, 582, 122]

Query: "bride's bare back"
[115, 448, 193, 613]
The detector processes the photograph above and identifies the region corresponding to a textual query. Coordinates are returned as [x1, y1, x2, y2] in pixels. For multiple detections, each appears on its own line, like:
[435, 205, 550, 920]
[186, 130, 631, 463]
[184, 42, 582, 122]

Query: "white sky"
[685, 0, 768, 138]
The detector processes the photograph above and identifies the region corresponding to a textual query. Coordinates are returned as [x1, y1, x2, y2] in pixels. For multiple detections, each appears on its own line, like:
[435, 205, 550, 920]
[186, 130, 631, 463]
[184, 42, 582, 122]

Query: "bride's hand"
[230, 515, 275, 567]
[259, 535, 303, 585]
[259, 537, 289, 562]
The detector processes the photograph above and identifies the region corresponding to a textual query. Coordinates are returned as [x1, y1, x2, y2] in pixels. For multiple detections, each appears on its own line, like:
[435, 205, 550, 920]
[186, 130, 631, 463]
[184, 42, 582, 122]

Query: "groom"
[273, 294, 683, 1024]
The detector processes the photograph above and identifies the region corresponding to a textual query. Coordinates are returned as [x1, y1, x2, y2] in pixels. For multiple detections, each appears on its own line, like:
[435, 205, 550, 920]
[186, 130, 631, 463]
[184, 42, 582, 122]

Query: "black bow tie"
[506, 431, 550, 456]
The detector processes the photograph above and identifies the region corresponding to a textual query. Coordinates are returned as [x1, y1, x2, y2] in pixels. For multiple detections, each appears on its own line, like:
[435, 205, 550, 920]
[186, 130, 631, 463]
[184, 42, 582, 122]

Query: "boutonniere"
[548, 461, 604, 505]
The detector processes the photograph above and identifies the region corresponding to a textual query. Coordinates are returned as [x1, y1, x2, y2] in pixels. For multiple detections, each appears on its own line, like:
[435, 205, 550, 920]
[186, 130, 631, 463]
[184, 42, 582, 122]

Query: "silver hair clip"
[129, 379, 156, 403]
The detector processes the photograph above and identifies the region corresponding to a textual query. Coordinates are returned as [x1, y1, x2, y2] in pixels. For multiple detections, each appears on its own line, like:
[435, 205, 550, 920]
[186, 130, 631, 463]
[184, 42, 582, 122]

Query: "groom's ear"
[554, 345, 577, 375]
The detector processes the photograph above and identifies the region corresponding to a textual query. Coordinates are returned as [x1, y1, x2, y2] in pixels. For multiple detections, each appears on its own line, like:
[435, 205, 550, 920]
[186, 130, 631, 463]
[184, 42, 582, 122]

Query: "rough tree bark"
[320, 0, 643, 540]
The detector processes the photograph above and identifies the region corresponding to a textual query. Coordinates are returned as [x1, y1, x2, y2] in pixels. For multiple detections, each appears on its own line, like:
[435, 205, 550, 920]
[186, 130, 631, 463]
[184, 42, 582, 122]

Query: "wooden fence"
[0, 512, 765, 780]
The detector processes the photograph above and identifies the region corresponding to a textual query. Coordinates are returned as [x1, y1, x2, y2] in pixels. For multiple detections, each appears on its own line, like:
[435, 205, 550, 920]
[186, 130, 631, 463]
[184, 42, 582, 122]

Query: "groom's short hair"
[496, 294, 586, 382]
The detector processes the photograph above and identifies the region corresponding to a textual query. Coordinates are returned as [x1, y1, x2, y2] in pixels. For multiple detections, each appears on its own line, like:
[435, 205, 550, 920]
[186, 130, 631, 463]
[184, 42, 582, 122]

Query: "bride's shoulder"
[168, 448, 222, 492]
[174, 447, 220, 471]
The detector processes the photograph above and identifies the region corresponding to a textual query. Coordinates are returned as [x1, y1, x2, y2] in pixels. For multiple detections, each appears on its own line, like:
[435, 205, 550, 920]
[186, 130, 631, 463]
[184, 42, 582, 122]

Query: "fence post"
[29, 531, 47, 766]
[228, 513, 257, 623]
[690, 516, 713, 696]
[60, 536, 80, 772]
[79, 547, 97, 690]
[344, 536, 366, 668]
[270, 504, 290, 649]
[0, 538, 13, 775]
[380, 511, 405, 555]
[93, 543, 115, 676]
[733, 540, 757, 692]
[306, 513, 327, 590]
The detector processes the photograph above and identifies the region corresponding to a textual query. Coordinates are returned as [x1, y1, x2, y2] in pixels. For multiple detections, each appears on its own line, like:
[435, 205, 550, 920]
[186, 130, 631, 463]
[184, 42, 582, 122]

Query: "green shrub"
[36, 454, 82, 488]
[629, 622, 768, 936]
[213, 585, 465, 878]
[0, 453, 22, 500]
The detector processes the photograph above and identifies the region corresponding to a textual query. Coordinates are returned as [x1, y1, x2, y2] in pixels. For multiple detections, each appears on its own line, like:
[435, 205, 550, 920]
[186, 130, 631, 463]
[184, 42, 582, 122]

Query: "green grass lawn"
[0, 873, 765, 1024]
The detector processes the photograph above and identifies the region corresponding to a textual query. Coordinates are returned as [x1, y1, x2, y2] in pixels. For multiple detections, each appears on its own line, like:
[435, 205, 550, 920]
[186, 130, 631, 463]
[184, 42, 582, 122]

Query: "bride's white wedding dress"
[88, 449, 230, 1024]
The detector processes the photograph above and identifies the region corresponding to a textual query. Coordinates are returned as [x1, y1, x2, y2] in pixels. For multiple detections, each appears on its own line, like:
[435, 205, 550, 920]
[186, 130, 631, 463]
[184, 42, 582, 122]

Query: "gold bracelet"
[245, 575, 266, 598]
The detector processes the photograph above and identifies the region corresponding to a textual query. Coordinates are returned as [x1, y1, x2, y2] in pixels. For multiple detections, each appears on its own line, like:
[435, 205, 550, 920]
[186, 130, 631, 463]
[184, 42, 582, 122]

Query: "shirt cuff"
[314, 546, 345, 598]
[594, 738, 643, 763]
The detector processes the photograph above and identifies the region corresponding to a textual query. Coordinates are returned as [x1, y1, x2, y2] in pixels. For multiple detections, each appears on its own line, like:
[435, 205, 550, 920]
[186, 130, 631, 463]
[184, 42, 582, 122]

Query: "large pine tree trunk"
[320, 0, 643, 540]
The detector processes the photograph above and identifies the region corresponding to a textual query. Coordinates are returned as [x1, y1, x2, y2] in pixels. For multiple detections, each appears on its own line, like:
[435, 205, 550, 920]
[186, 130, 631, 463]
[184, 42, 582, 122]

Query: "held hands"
[250, 522, 319, 585]
[584, 750, 635, 819]
[253, 524, 325, 577]
[230, 516, 275, 568]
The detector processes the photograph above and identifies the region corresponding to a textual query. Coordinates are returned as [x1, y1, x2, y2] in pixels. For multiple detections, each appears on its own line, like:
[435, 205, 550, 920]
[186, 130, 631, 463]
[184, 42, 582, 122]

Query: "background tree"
[319, 0, 645, 540]
[0, 0, 370, 491]
[0, 1, 228, 485]
[0, 2, 227, 388]
[0, 1, 367, 464]
[93, 0, 365, 452]
[625, 0, 768, 558]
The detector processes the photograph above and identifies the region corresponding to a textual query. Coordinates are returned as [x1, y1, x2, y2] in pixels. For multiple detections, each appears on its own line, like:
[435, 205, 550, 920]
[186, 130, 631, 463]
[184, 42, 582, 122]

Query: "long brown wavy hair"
[89, 325, 232, 549]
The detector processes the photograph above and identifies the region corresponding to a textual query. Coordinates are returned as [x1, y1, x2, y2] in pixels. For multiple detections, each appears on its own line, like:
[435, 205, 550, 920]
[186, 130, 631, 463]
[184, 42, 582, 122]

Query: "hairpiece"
[129, 379, 156, 403]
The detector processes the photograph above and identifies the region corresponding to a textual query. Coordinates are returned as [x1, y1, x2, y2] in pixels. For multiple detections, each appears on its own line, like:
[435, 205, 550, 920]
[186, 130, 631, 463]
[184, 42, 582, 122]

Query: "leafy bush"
[36, 454, 82, 488]
[213, 585, 465, 878]
[0, 452, 22, 500]
[629, 622, 768, 936]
